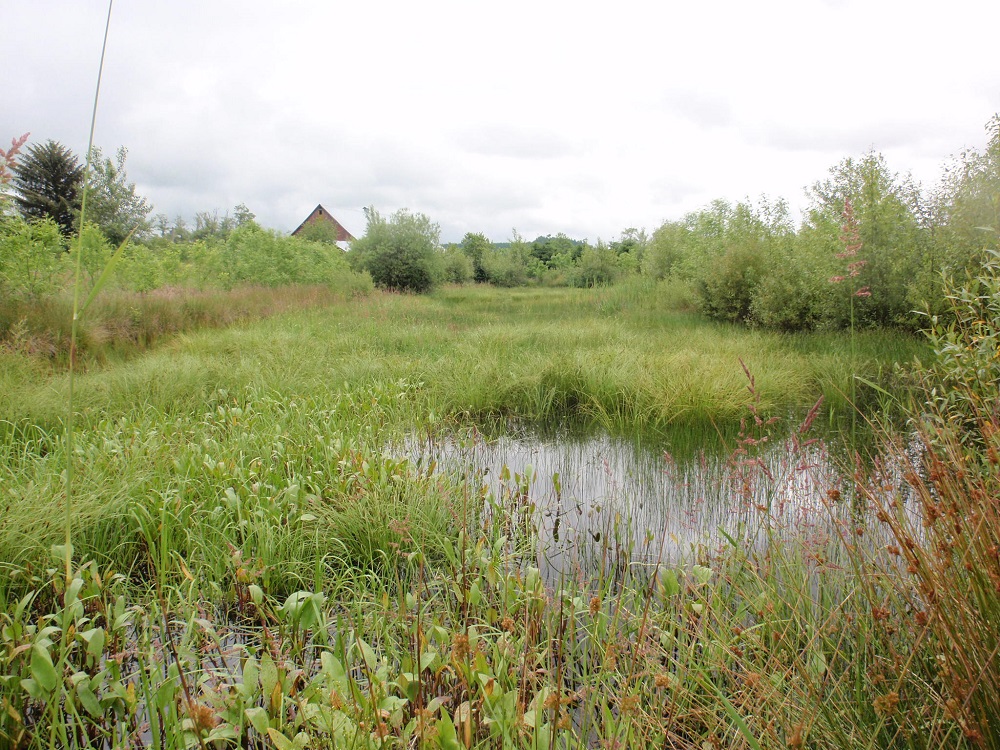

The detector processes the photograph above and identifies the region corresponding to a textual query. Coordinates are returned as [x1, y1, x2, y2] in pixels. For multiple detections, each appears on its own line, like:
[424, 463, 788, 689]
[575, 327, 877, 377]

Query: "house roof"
[290, 204, 355, 242]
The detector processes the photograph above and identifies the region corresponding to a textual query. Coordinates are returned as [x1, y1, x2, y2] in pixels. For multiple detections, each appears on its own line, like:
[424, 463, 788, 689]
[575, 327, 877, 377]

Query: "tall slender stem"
[65, 0, 115, 586]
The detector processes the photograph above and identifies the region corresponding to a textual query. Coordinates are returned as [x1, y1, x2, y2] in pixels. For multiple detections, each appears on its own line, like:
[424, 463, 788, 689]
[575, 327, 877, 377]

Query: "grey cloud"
[649, 175, 704, 207]
[454, 125, 581, 160]
[658, 90, 735, 129]
[750, 117, 958, 155]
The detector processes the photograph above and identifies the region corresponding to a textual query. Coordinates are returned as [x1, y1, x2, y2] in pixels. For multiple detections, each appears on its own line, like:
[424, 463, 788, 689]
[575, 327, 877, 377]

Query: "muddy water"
[408, 424, 854, 579]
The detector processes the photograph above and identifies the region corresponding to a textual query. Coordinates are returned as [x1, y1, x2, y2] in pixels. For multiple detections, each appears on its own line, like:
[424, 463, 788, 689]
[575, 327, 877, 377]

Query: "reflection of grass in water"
[407, 408, 855, 586]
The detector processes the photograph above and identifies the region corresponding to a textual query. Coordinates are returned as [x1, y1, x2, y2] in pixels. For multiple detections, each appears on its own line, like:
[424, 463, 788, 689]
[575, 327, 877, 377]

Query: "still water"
[407, 423, 855, 579]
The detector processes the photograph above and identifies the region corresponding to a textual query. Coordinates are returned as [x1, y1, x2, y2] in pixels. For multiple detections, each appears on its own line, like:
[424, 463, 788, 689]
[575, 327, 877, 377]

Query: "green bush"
[0, 215, 66, 300]
[569, 244, 619, 287]
[642, 221, 687, 279]
[695, 244, 764, 323]
[209, 224, 364, 290]
[481, 237, 535, 287]
[440, 244, 473, 284]
[349, 208, 442, 293]
[920, 244, 1000, 434]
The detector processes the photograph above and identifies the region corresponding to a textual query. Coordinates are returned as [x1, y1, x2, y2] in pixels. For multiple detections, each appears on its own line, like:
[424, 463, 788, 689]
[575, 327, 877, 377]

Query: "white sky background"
[4, 1, 999, 243]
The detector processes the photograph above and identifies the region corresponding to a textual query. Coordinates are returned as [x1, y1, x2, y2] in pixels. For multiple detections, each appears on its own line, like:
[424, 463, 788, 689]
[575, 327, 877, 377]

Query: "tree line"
[348, 115, 1000, 333]
[0, 136, 371, 301]
[3, 114, 999, 333]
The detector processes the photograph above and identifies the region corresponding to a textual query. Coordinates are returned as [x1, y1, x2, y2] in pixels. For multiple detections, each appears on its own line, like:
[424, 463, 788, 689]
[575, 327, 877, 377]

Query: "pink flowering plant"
[0, 132, 30, 209]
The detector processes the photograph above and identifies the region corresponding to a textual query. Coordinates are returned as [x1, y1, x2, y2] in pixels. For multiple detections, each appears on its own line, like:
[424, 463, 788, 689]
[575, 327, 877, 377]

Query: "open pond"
[407, 418, 861, 581]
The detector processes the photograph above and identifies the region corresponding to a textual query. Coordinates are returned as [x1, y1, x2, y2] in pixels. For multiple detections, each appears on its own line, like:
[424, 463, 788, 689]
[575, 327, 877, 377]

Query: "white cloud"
[3, 0, 999, 243]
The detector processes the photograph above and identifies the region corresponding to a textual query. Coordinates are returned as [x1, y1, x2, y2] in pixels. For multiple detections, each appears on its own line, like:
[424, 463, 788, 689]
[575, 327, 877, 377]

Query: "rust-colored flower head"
[839, 198, 863, 256]
[452, 632, 470, 661]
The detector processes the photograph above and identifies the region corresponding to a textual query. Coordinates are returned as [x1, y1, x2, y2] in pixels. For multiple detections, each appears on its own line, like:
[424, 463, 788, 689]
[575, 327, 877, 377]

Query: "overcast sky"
[5, 1, 999, 243]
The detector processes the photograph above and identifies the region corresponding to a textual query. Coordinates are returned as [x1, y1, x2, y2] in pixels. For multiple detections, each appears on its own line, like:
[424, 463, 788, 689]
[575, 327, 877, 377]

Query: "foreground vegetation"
[5, 272, 997, 747]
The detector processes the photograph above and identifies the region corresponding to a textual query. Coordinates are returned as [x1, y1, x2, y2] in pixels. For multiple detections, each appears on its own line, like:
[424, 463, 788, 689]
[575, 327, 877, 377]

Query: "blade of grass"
[79, 225, 137, 316]
[66, 0, 115, 584]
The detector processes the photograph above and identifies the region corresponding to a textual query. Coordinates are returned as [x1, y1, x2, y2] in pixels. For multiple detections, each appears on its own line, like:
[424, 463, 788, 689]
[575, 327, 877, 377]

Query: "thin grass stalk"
[66, 0, 115, 586]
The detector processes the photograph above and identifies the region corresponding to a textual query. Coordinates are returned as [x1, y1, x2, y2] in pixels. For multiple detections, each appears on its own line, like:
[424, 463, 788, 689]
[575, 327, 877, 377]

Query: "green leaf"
[242, 655, 260, 698]
[320, 651, 348, 691]
[260, 651, 278, 707]
[419, 650, 439, 673]
[357, 638, 377, 671]
[65, 577, 85, 606]
[30, 644, 59, 693]
[435, 711, 463, 750]
[266, 728, 295, 750]
[248, 584, 263, 607]
[207, 726, 239, 742]
[77, 680, 103, 717]
[78, 226, 137, 317]
[80, 627, 106, 663]
[245, 706, 270, 734]
[658, 569, 680, 598]
[807, 650, 828, 680]
[692, 564, 713, 586]
[19, 678, 42, 700]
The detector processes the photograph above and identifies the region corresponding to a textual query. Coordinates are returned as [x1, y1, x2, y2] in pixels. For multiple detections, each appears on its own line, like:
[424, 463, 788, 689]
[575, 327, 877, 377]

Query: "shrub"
[209, 224, 364, 290]
[480, 246, 527, 287]
[642, 221, 687, 279]
[440, 244, 473, 284]
[349, 208, 442, 293]
[695, 244, 764, 323]
[569, 244, 619, 287]
[0, 215, 66, 300]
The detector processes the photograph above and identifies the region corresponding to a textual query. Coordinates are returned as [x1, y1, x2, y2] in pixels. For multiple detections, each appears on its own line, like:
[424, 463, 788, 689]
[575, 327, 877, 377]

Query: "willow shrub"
[0, 215, 66, 302]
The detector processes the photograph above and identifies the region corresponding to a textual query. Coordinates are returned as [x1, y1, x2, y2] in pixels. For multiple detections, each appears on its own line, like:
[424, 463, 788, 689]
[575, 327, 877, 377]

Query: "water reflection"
[407, 425, 853, 579]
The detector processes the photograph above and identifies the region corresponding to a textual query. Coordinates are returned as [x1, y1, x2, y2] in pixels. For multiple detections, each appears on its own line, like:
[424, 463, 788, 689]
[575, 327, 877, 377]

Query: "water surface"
[407, 422, 852, 579]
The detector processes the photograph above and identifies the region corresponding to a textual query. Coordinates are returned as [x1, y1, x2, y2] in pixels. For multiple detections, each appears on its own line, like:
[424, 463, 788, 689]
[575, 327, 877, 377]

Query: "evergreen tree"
[12, 140, 83, 235]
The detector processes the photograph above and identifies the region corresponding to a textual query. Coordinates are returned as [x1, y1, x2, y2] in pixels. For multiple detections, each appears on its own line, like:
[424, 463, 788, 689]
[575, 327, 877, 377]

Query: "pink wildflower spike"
[829, 275, 846, 284]
[0, 132, 29, 185]
[855, 287, 871, 297]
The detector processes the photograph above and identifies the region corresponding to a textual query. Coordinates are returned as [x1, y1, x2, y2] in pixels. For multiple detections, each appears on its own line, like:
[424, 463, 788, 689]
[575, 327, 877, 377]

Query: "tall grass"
[0, 283, 368, 364]
[2, 276, 977, 748]
[0, 366, 985, 748]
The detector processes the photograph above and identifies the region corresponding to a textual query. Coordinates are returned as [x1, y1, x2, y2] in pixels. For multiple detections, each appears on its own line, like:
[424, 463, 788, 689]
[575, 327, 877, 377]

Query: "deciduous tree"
[86, 145, 153, 245]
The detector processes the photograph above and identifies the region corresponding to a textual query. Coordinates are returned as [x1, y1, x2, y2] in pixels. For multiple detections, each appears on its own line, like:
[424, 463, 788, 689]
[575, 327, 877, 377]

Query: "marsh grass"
[0, 391, 976, 749]
[1, 283, 963, 749]
[0, 283, 362, 365]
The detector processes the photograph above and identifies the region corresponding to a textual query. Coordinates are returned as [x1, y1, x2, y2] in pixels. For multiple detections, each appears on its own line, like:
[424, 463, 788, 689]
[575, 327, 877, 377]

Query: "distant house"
[291, 204, 355, 249]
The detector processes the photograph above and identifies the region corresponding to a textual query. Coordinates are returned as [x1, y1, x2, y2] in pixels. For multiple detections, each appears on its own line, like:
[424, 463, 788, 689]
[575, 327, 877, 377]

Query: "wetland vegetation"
[0, 280, 984, 749]
[2, 111, 999, 747]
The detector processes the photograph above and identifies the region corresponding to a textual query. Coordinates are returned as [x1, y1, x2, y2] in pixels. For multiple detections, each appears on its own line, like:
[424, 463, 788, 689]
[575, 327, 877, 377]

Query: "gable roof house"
[291, 204, 355, 249]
